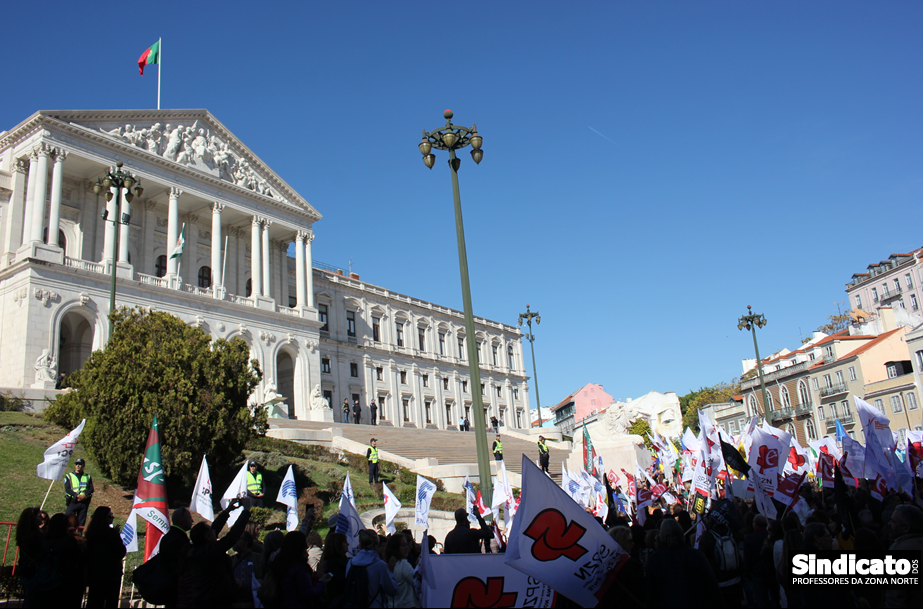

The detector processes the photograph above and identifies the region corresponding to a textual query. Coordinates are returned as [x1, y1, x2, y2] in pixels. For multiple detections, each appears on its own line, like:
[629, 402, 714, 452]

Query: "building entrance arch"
[58, 310, 96, 378]
[277, 350, 296, 419]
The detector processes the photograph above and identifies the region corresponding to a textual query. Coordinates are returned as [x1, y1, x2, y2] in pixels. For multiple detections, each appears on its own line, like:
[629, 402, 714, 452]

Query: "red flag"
[775, 471, 806, 508]
[818, 453, 836, 486]
[135, 415, 169, 562]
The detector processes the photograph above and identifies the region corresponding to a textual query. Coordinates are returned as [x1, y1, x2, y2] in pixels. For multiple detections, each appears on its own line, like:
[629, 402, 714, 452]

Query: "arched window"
[765, 391, 774, 411]
[246, 278, 252, 297]
[806, 418, 817, 441]
[155, 255, 167, 278]
[198, 266, 212, 289]
[798, 380, 810, 406]
[43, 228, 66, 251]
[780, 386, 792, 409]
[507, 345, 515, 369]
[787, 422, 796, 437]
[748, 395, 758, 418]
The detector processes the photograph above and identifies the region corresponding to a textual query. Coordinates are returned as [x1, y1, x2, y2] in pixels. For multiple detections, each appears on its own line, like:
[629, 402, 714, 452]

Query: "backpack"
[710, 530, 740, 572]
[343, 565, 381, 608]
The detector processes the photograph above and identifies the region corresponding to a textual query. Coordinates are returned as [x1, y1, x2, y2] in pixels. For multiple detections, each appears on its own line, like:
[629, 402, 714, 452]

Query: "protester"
[385, 532, 418, 608]
[45, 512, 85, 607]
[305, 531, 324, 572]
[884, 505, 923, 609]
[645, 519, 720, 608]
[268, 532, 328, 608]
[15, 506, 45, 608]
[318, 531, 349, 603]
[84, 506, 126, 608]
[344, 529, 397, 608]
[160, 507, 194, 608]
[601, 526, 644, 608]
[443, 507, 492, 554]
[258, 529, 285, 581]
[231, 531, 260, 607]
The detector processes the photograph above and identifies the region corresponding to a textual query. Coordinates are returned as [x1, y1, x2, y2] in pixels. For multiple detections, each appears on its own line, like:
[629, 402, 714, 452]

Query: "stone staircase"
[270, 419, 568, 483]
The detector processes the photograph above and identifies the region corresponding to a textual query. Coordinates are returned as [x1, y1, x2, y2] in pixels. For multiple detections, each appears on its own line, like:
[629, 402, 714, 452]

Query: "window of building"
[508, 346, 514, 369]
[346, 310, 356, 337]
[848, 366, 857, 382]
[480, 383, 485, 395]
[780, 386, 791, 409]
[728, 420, 737, 433]
[324, 389, 333, 405]
[496, 386, 502, 397]
[747, 395, 758, 417]
[831, 403, 838, 417]
[872, 287, 879, 302]
[887, 364, 898, 379]
[874, 398, 884, 411]
[899, 298, 906, 309]
[855, 294, 862, 310]
[476, 342, 482, 362]
[446, 403, 452, 424]
[289, 295, 297, 308]
[155, 255, 167, 278]
[352, 393, 360, 405]
[462, 380, 468, 393]
[349, 362, 358, 377]
[882, 283, 890, 297]
[906, 273, 914, 289]
[198, 266, 212, 288]
[443, 377, 449, 390]
[373, 317, 381, 342]
[894, 278, 901, 292]
[418, 328, 426, 351]
[917, 351, 923, 371]
[378, 395, 387, 420]
[439, 332, 446, 355]
[842, 400, 851, 416]
[835, 370, 844, 385]
[396, 323, 404, 347]
[423, 374, 428, 388]
[809, 353, 816, 361]
[812, 378, 819, 391]
[458, 337, 465, 358]
[897, 428, 908, 444]
[492, 345, 498, 366]
[322, 357, 331, 373]
[513, 388, 519, 400]
[824, 346, 834, 360]
[911, 294, 919, 311]
[516, 410, 523, 428]
[907, 392, 919, 410]
[818, 406, 824, 420]
[798, 380, 810, 406]
[823, 374, 833, 389]
[376, 366, 383, 381]
[402, 398, 410, 422]
[806, 418, 817, 441]
[425, 400, 432, 424]
[318, 304, 328, 332]
[400, 370, 407, 384]
[891, 395, 904, 414]
[765, 391, 774, 411]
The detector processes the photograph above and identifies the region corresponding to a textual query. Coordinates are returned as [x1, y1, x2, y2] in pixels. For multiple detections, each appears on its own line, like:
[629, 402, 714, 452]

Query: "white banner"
[383, 482, 401, 535]
[336, 474, 363, 555]
[506, 456, 628, 607]
[277, 464, 299, 531]
[120, 508, 139, 553]
[415, 475, 437, 528]
[220, 461, 249, 527]
[748, 427, 784, 519]
[36, 419, 86, 481]
[191, 455, 215, 522]
[423, 551, 556, 608]
[342, 471, 356, 508]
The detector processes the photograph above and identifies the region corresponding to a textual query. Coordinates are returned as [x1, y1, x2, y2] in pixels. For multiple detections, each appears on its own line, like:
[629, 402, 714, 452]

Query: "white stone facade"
[0, 110, 530, 428]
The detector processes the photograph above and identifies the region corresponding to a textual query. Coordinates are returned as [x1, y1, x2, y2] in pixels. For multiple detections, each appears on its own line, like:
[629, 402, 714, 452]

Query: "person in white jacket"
[386, 533, 419, 608]
[345, 529, 398, 608]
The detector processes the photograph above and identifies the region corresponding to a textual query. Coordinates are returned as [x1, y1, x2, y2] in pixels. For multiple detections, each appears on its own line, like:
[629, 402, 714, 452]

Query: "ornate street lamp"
[94, 161, 143, 335]
[518, 304, 542, 422]
[418, 110, 493, 505]
[738, 305, 770, 419]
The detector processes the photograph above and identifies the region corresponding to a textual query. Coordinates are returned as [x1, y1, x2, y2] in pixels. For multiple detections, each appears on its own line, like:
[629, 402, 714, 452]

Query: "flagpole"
[157, 37, 161, 110]
[39, 479, 55, 510]
[220, 235, 228, 297]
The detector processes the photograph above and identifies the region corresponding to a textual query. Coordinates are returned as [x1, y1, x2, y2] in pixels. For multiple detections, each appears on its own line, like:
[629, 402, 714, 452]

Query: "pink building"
[551, 383, 614, 436]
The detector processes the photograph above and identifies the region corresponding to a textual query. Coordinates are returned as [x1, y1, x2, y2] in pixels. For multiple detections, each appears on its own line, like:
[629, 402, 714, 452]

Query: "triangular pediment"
[34, 109, 320, 221]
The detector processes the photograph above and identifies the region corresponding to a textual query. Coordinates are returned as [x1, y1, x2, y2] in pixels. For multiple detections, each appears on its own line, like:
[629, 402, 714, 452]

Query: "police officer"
[369, 399, 378, 426]
[537, 435, 550, 474]
[64, 458, 94, 526]
[492, 434, 503, 461]
[367, 438, 380, 485]
[246, 461, 265, 507]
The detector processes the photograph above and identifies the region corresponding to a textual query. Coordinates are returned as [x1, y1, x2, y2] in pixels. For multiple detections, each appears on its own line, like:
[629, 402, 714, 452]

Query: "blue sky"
[3, 1, 921, 407]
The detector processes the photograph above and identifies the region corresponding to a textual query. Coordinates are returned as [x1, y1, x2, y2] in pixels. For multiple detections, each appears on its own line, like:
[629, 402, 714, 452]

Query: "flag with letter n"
[505, 455, 628, 607]
[422, 552, 556, 608]
[415, 475, 437, 527]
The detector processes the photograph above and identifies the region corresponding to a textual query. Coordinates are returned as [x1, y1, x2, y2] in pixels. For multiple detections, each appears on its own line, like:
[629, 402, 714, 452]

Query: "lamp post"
[418, 110, 492, 505]
[738, 305, 770, 420]
[94, 161, 143, 336]
[518, 304, 542, 423]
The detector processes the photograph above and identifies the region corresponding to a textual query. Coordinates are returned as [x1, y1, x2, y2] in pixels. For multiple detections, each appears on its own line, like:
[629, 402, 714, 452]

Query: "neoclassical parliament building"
[0, 109, 532, 430]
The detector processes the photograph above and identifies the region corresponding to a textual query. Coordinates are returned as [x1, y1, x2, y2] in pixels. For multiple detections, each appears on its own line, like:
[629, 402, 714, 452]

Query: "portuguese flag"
[134, 414, 170, 561]
[138, 40, 160, 76]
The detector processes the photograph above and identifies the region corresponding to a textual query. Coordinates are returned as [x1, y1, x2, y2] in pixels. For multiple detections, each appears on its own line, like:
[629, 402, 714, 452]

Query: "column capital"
[169, 186, 183, 199]
[33, 142, 53, 158]
[252, 215, 262, 227]
[276, 240, 288, 252]
[144, 200, 157, 211]
[212, 201, 225, 213]
[296, 230, 310, 242]
[305, 231, 315, 244]
[13, 158, 28, 174]
[262, 219, 273, 229]
[52, 148, 67, 163]
[186, 213, 198, 224]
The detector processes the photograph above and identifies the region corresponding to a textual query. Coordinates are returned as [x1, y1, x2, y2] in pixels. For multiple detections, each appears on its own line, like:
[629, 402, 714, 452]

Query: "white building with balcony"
[0, 109, 530, 429]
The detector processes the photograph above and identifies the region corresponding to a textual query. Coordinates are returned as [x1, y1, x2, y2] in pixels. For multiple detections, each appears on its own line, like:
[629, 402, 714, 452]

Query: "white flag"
[463, 475, 479, 524]
[422, 552, 555, 608]
[342, 472, 356, 508]
[120, 508, 139, 553]
[277, 465, 299, 531]
[336, 475, 363, 555]
[220, 461, 249, 527]
[748, 427, 784, 519]
[415, 475, 437, 528]
[505, 456, 629, 607]
[190, 455, 215, 522]
[37, 419, 86, 480]
[383, 482, 401, 535]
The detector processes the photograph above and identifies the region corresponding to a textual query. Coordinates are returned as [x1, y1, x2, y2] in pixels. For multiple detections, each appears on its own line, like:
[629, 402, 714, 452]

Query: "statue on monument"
[34, 349, 57, 384]
[310, 384, 330, 410]
[604, 400, 642, 437]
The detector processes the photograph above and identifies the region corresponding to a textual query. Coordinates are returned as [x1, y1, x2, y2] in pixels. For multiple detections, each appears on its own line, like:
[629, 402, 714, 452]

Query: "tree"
[680, 379, 741, 433]
[816, 312, 851, 335]
[46, 307, 265, 487]
[627, 418, 653, 449]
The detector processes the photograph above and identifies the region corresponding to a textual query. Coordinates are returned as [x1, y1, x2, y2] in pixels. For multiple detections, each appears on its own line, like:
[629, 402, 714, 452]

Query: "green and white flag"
[170, 224, 185, 260]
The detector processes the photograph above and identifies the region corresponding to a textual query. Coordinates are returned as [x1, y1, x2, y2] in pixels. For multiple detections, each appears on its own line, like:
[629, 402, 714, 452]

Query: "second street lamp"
[94, 161, 143, 336]
[738, 305, 770, 420]
[518, 304, 542, 423]
[418, 110, 493, 506]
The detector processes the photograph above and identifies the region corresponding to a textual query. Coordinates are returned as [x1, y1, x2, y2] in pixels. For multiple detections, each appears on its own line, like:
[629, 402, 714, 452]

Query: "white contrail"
[588, 126, 616, 145]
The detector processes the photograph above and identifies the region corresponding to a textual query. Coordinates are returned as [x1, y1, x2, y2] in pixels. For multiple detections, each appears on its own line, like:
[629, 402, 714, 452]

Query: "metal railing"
[825, 414, 854, 430]
[793, 403, 813, 416]
[768, 407, 794, 422]
[882, 286, 902, 299]
[820, 383, 849, 398]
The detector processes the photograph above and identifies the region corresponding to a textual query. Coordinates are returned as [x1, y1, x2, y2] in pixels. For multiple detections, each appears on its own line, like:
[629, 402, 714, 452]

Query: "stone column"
[167, 187, 181, 278]
[279, 241, 290, 308]
[3, 159, 28, 264]
[29, 143, 52, 244]
[250, 217, 261, 297]
[211, 203, 224, 296]
[21, 151, 39, 246]
[226, 226, 239, 296]
[434, 366, 445, 429]
[102, 186, 117, 263]
[261, 220, 272, 299]
[118, 189, 130, 263]
[305, 231, 315, 307]
[295, 231, 307, 307]
[47, 149, 66, 249]
[141, 200, 156, 274]
[185, 215, 199, 286]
